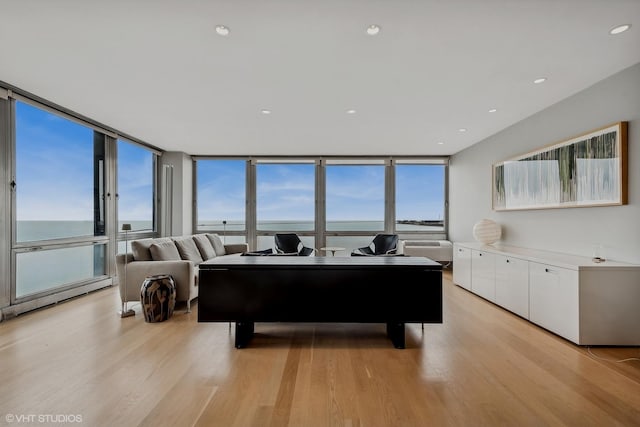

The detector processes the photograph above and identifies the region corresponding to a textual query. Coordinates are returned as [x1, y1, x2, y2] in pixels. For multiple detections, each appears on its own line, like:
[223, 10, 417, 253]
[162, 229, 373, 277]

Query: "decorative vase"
[140, 274, 176, 323]
[473, 219, 501, 245]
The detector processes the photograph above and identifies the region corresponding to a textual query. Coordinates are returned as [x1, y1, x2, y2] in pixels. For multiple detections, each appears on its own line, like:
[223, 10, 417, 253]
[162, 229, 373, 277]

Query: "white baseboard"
[0, 278, 114, 321]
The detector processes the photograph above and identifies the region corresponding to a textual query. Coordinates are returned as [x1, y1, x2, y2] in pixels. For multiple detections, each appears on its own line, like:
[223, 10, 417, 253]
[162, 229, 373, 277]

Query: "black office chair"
[274, 233, 315, 256]
[351, 234, 399, 256]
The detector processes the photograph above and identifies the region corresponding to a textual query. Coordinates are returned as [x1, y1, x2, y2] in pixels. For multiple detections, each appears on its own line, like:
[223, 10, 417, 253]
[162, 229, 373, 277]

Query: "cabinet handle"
[544, 268, 558, 274]
[506, 259, 510, 263]
[479, 253, 482, 256]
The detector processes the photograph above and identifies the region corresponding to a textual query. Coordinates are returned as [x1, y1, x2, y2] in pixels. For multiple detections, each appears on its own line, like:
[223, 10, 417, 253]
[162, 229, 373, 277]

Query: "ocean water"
[16, 220, 153, 242]
[16, 244, 106, 298]
[199, 220, 443, 232]
[14, 219, 443, 297]
[15, 220, 151, 298]
[17, 220, 441, 242]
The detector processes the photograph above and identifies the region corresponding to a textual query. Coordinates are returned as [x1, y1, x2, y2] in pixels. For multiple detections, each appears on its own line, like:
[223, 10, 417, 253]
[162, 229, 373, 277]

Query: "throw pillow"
[193, 234, 217, 260]
[131, 237, 171, 261]
[173, 237, 204, 265]
[149, 241, 181, 261]
[206, 233, 226, 256]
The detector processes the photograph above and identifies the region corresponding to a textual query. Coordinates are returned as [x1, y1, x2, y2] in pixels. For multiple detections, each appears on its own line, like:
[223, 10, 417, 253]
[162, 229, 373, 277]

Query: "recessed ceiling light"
[437, 141, 444, 145]
[609, 24, 631, 35]
[215, 25, 230, 36]
[261, 109, 271, 115]
[488, 108, 497, 113]
[366, 25, 381, 36]
[346, 109, 357, 114]
[458, 128, 467, 132]
[533, 77, 547, 84]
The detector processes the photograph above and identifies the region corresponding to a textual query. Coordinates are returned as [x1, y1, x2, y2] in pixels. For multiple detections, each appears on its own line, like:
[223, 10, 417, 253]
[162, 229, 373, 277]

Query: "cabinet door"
[453, 244, 472, 290]
[529, 262, 579, 343]
[471, 250, 495, 302]
[495, 255, 529, 319]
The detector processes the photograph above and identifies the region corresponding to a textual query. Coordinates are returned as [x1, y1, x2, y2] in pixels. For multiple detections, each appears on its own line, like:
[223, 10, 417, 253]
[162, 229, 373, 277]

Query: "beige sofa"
[115, 233, 248, 312]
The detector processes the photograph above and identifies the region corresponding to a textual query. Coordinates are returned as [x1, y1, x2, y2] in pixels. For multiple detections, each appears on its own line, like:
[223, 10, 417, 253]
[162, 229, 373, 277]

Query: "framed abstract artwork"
[493, 122, 628, 211]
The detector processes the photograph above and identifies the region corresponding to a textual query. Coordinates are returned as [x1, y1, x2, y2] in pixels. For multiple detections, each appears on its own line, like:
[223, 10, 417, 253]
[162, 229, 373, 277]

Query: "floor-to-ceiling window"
[324, 160, 387, 253]
[117, 139, 156, 233]
[325, 161, 385, 232]
[194, 157, 448, 255]
[0, 86, 160, 317]
[395, 161, 446, 233]
[116, 138, 157, 253]
[195, 159, 247, 244]
[13, 100, 108, 299]
[256, 161, 315, 250]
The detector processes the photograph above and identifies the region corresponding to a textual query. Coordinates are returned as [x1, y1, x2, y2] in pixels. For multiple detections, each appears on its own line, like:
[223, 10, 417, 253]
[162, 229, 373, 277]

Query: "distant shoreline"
[397, 219, 444, 226]
[17, 219, 444, 241]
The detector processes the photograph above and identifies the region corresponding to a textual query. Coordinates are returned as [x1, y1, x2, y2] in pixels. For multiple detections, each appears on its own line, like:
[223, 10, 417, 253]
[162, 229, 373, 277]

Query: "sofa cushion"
[206, 233, 226, 256]
[193, 234, 217, 260]
[173, 236, 204, 265]
[131, 237, 172, 261]
[149, 240, 181, 261]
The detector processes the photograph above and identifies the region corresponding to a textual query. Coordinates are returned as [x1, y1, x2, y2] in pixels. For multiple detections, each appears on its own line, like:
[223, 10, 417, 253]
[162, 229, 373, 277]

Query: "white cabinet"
[528, 262, 579, 343]
[471, 250, 495, 302]
[452, 244, 471, 290]
[495, 254, 529, 319]
[453, 242, 640, 345]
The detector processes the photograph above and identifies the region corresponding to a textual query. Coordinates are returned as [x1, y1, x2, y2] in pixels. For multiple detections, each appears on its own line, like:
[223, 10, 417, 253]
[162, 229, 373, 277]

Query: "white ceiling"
[0, 0, 639, 156]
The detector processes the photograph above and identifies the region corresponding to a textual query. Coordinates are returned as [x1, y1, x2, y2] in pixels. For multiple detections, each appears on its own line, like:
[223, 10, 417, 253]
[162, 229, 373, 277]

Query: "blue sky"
[396, 164, 445, 221]
[16, 101, 444, 224]
[16, 101, 95, 221]
[197, 160, 444, 222]
[16, 101, 153, 222]
[117, 140, 154, 222]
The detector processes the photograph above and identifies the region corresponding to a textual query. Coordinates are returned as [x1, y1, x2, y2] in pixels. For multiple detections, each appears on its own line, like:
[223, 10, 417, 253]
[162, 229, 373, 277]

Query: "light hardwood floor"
[1, 271, 639, 427]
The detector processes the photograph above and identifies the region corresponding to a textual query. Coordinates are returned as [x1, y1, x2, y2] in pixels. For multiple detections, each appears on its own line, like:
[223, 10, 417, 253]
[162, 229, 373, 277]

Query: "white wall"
[450, 62, 640, 263]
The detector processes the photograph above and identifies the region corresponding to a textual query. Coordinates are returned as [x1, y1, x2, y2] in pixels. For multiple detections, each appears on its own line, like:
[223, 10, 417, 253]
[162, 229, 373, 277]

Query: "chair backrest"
[372, 234, 398, 255]
[274, 233, 302, 254]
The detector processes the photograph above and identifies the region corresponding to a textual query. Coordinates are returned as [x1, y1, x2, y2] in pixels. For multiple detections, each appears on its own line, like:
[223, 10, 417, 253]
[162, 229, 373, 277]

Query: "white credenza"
[495, 254, 529, 320]
[452, 245, 471, 290]
[453, 242, 640, 345]
[471, 249, 496, 301]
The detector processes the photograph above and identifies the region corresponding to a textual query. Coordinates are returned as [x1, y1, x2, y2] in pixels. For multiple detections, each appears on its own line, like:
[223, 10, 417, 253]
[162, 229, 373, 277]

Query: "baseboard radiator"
[399, 240, 453, 263]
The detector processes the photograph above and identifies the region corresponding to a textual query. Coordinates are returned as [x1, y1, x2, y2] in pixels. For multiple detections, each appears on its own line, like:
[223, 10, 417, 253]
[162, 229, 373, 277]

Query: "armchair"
[351, 234, 399, 256]
[274, 233, 315, 256]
